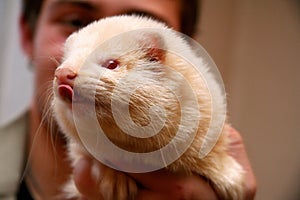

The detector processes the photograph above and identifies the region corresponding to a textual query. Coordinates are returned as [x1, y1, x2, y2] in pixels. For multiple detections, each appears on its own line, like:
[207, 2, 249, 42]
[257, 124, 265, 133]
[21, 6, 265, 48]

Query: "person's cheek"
[32, 23, 69, 114]
[33, 24, 69, 79]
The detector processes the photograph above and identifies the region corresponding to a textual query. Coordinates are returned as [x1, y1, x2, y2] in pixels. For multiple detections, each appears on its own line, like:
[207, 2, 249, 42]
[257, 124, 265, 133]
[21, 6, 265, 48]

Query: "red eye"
[103, 59, 120, 70]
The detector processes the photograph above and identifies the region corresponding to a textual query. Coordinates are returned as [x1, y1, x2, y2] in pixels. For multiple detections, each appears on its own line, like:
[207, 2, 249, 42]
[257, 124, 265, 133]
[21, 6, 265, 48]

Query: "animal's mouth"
[56, 83, 94, 106]
[58, 84, 73, 103]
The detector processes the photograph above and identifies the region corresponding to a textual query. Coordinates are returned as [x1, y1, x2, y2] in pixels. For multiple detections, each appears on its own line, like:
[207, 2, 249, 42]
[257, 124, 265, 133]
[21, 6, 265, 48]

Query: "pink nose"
[55, 68, 77, 103]
[55, 68, 77, 86]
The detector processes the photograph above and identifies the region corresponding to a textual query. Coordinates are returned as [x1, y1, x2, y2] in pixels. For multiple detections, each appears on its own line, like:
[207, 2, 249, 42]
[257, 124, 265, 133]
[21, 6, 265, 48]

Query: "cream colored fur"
[52, 15, 244, 199]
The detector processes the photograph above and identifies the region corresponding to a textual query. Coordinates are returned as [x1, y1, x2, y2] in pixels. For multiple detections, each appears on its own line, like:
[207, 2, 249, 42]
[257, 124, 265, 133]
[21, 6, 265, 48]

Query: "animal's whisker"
[49, 56, 61, 67]
[20, 87, 53, 181]
[21, 80, 66, 183]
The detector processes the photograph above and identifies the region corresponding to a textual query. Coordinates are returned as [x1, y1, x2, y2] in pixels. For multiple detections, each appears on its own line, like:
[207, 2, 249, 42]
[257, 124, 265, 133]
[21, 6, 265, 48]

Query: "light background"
[0, 0, 299, 199]
[198, 1, 300, 199]
[0, 1, 33, 126]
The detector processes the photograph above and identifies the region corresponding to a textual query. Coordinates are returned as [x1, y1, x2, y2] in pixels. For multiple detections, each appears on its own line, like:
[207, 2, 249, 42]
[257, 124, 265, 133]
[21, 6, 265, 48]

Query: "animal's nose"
[55, 67, 77, 103]
[55, 67, 77, 87]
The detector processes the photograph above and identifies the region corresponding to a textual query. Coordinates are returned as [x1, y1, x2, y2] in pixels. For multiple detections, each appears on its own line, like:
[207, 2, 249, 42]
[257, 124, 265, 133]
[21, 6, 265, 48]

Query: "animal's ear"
[138, 32, 165, 62]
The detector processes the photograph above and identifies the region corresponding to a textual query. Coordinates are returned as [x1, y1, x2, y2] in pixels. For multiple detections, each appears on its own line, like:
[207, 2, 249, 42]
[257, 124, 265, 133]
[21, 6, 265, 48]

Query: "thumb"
[227, 126, 257, 200]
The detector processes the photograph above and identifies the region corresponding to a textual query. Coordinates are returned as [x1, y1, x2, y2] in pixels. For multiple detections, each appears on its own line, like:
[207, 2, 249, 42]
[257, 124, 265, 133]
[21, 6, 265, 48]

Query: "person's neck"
[26, 101, 72, 199]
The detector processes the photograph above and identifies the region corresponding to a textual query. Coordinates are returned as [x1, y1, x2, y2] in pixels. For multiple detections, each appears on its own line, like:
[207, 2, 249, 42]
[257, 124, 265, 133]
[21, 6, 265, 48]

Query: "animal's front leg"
[66, 142, 138, 199]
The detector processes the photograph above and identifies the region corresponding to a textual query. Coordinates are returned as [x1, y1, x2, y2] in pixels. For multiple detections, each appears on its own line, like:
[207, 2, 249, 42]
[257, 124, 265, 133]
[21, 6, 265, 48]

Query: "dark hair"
[21, 0, 43, 33]
[180, 0, 200, 37]
[21, 0, 200, 36]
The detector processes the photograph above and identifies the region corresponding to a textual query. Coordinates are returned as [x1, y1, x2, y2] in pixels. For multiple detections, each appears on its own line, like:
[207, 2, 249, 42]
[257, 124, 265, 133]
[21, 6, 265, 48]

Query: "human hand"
[73, 128, 256, 200]
[226, 126, 257, 200]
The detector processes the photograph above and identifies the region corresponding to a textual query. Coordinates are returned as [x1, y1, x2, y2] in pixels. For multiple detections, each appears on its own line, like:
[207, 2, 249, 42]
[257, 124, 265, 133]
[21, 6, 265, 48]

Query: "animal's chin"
[52, 98, 74, 133]
[73, 89, 95, 104]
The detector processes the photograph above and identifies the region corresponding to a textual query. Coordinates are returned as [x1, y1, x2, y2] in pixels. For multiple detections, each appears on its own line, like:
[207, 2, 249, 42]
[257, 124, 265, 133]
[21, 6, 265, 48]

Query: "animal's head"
[52, 15, 210, 155]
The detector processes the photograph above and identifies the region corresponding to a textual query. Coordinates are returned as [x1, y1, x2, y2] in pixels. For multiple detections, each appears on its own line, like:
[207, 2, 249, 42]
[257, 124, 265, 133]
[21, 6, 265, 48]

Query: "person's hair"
[21, 0, 200, 36]
[180, 0, 200, 37]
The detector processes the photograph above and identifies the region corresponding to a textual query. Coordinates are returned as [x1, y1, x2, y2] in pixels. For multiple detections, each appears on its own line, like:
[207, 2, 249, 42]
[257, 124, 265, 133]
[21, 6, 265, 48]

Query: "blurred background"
[0, 0, 299, 199]
[198, 0, 300, 199]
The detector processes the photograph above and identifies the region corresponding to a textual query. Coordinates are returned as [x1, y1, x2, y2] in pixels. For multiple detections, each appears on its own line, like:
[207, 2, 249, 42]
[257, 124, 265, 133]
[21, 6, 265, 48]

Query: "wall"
[199, 0, 300, 199]
[0, 0, 33, 126]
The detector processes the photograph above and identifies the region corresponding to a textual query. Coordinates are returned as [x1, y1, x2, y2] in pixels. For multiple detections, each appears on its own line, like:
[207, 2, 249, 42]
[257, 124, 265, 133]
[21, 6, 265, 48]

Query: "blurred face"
[22, 0, 181, 119]
[19, 1, 181, 197]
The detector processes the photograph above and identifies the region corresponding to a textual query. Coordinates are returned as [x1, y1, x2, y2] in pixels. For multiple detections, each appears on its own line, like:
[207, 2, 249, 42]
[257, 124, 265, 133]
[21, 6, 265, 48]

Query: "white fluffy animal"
[52, 15, 244, 199]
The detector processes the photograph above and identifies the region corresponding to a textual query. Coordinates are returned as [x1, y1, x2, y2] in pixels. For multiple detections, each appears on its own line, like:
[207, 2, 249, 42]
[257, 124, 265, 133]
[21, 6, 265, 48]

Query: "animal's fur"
[52, 15, 244, 199]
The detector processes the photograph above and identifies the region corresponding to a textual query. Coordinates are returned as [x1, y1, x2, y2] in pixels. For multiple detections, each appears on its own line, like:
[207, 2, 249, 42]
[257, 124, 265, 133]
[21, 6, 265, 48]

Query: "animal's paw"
[100, 165, 138, 200]
[62, 178, 81, 199]
[211, 155, 245, 200]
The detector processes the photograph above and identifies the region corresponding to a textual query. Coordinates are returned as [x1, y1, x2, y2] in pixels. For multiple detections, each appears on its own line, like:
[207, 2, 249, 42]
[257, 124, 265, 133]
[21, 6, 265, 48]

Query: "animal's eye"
[103, 59, 120, 70]
[149, 57, 159, 62]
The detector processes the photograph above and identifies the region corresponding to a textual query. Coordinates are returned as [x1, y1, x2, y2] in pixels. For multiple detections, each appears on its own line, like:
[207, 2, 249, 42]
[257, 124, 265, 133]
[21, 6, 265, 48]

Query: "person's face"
[21, 0, 181, 117]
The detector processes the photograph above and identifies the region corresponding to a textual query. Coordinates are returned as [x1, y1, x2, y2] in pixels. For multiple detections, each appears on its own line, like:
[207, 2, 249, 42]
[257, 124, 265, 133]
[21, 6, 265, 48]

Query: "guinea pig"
[52, 15, 244, 199]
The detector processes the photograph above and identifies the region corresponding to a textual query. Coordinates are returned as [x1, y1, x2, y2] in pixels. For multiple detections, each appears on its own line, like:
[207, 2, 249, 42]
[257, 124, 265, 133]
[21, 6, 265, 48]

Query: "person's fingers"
[227, 126, 257, 200]
[130, 170, 218, 200]
[135, 189, 169, 200]
[72, 127, 256, 200]
[73, 157, 103, 200]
